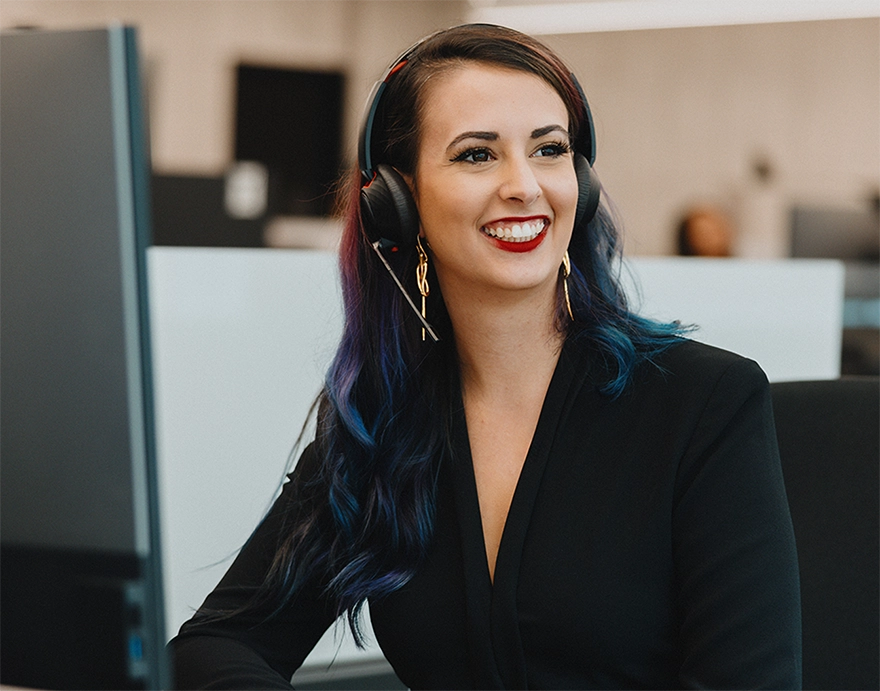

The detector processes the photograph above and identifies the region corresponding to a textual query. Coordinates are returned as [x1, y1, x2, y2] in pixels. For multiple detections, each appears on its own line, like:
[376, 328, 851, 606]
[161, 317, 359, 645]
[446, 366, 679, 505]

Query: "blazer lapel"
[450, 398, 506, 689]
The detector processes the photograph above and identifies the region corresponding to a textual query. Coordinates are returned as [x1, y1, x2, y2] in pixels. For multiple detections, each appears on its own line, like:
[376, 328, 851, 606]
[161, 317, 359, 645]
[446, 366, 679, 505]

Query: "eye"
[450, 147, 494, 164]
[533, 141, 571, 158]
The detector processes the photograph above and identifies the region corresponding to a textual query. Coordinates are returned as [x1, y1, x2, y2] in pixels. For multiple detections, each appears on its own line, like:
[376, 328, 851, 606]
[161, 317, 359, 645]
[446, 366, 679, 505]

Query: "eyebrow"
[531, 124, 569, 139]
[445, 124, 569, 153]
[446, 131, 497, 152]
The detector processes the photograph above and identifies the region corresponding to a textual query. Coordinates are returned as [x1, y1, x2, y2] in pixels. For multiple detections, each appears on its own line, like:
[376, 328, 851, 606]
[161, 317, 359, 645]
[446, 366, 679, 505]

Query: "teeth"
[482, 220, 545, 242]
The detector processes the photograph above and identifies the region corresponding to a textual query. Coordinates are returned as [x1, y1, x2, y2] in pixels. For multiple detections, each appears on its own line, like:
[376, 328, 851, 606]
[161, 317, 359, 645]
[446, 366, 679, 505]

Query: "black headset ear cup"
[574, 153, 601, 227]
[360, 164, 420, 246]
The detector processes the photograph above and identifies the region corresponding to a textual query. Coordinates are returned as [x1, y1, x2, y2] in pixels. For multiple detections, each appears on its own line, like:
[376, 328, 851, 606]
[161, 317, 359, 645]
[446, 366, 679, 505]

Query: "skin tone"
[407, 63, 578, 582]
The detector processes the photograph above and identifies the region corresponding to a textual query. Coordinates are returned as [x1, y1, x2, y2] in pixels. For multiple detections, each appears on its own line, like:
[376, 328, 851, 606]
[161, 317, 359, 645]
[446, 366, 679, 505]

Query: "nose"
[498, 156, 541, 206]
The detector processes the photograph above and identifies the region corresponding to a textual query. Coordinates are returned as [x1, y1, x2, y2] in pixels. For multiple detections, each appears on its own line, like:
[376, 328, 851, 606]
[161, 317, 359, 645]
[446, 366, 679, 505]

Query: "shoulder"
[571, 336, 768, 404]
[647, 339, 768, 396]
[562, 337, 774, 441]
[628, 340, 775, 450]
[583, 338, 771, 425]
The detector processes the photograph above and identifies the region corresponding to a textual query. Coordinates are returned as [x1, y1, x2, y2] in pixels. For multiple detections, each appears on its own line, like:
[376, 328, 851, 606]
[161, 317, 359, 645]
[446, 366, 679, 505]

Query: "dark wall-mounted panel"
[235, 64, 345, 217]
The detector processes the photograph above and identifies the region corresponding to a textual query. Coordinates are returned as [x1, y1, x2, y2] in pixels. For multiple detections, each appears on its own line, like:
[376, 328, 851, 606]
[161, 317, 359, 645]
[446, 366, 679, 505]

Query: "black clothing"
[170, 339, 802, 689]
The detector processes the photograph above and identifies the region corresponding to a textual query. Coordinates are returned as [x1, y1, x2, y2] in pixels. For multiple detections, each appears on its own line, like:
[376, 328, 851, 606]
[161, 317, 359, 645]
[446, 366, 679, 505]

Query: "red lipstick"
[481, 217, 548, 253]
[487, 228, 547, 253]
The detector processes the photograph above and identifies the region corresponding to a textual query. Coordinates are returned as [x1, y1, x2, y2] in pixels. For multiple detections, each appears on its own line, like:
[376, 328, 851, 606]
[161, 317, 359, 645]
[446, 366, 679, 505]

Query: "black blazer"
[171, 339, 802, 689]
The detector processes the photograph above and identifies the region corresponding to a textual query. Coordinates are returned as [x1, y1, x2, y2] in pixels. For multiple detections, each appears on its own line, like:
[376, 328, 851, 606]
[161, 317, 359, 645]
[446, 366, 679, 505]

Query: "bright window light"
[468, 0, 880, 34]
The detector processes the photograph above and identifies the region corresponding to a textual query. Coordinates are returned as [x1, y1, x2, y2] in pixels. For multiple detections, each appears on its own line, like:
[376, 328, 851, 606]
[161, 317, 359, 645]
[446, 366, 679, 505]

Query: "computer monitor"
[0, 26, 169, 689]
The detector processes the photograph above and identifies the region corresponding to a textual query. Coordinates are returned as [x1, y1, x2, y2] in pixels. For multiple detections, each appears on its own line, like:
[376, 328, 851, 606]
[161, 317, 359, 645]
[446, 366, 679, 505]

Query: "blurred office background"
[2, 0, 876, 373]
[0, 2, 874, 248]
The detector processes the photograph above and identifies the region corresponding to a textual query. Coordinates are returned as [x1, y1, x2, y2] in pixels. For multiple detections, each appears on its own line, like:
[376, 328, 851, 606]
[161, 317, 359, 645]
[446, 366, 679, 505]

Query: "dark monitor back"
[790, 204, 880, 262]
[0, 26, 168, 689]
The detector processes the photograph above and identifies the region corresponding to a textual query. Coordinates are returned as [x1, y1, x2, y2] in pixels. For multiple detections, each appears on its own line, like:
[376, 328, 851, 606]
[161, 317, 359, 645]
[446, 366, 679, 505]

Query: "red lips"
[483, 221, 548, 253]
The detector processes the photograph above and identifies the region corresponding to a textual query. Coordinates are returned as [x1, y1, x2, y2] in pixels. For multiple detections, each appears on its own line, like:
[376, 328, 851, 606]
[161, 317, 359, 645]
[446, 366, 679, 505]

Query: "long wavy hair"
[247, 24, 685, 642]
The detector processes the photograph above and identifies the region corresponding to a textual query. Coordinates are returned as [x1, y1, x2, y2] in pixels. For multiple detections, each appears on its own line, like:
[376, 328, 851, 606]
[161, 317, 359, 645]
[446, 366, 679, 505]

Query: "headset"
[357, 27, 602, 341]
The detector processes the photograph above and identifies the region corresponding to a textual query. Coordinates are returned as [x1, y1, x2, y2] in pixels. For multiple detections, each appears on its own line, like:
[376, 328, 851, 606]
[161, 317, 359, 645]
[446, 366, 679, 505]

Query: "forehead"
[417, 63, 569, 144]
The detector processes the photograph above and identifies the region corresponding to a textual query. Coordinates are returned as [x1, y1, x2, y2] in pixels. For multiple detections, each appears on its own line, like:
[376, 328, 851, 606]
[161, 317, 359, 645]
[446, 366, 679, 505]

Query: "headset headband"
[358, 41, 424, 184]
[572, 75, 596, 166]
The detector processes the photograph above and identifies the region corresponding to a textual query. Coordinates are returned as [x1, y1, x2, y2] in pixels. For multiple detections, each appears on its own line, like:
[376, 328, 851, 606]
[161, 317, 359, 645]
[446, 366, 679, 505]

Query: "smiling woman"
[169, 24, 802, 690]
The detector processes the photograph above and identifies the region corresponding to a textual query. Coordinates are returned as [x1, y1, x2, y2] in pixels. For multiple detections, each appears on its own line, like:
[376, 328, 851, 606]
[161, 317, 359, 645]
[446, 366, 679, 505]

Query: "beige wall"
[545, 20, 880, 254]
[2, 1, 877, 255]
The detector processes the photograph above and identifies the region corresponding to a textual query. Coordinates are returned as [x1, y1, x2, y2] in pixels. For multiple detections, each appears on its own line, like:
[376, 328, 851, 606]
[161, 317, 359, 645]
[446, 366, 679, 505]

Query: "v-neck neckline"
[449, 338, 591, 689]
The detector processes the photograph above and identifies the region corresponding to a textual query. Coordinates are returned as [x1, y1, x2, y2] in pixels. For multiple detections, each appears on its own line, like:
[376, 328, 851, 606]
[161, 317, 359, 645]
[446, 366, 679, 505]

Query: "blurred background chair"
[771, 378, 879, 690]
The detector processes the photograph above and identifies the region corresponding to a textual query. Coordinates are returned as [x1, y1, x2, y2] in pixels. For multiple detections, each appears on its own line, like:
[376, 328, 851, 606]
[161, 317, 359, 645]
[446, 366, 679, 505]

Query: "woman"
[170, 24, 801, 689]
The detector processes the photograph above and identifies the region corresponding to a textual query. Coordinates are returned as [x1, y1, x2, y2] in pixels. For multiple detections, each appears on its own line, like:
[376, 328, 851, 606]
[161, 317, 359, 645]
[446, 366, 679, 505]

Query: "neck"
[444, 283, 565, 402]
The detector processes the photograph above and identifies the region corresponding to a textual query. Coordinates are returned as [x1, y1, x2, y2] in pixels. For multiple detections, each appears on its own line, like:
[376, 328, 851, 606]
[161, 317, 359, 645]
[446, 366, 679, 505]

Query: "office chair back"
[771, 378, 879, 690]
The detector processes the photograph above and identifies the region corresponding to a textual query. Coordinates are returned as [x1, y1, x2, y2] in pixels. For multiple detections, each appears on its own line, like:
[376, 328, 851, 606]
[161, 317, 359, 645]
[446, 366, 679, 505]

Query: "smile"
[480, 218, 549, 253]
[481, 219, 547, 243]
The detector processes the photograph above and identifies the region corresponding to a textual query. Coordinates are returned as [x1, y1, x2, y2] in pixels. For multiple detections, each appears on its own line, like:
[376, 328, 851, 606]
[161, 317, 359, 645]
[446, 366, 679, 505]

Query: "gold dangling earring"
[561, 251, 574, 322]
[416, 237, 430, 341]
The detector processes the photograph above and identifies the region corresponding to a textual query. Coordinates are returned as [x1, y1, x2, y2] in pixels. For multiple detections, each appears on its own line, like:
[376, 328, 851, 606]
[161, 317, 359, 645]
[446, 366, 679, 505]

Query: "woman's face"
[410, 62, 578, 306]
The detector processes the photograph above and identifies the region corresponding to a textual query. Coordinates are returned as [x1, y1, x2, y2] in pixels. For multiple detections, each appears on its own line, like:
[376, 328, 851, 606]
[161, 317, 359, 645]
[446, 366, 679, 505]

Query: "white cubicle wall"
[149, 247, 844, 676]
[621, 256, 845, 382]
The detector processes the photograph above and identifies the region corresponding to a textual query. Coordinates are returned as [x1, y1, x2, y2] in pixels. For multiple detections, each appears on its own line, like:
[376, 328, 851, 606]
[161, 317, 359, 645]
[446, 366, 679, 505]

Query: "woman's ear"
[400, 171, 416, 200]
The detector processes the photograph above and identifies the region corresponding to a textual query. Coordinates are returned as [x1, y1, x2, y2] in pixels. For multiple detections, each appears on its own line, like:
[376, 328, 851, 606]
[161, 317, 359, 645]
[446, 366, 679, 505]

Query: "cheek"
[417, 176, 483, 233]
[551, 171, 580, 221]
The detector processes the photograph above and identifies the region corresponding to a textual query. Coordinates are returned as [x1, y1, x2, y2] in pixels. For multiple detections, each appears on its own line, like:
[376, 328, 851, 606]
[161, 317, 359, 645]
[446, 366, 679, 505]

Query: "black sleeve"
[168, 444, 339, 690]
[672, 357, 802, 689]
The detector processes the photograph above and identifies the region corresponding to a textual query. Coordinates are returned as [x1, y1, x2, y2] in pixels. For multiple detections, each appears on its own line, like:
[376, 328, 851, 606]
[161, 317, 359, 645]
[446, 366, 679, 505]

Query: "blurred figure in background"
[676, 205, 734, 257]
